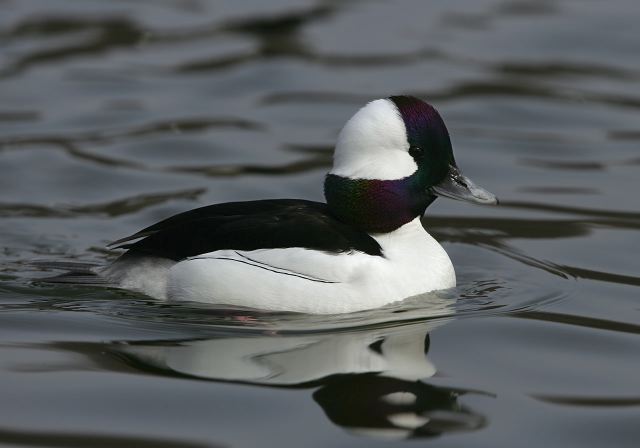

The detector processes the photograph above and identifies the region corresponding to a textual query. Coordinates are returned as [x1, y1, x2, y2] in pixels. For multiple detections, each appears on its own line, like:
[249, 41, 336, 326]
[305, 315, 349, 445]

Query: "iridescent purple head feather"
[324, 96, 496, 234]
[389, 95, 456, 186]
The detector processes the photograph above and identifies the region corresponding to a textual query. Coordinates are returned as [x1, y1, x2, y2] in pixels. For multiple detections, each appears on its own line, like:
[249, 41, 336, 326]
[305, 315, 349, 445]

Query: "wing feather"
[113, 199, 382, 261]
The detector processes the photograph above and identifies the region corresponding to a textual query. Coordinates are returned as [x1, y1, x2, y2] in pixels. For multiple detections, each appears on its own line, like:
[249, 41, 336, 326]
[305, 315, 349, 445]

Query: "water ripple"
[0, 427, 211, 448]
[0, 188, 205, 218]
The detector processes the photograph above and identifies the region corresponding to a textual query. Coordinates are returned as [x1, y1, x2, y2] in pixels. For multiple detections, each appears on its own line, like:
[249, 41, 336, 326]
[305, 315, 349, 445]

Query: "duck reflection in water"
[113, 298, 489, 440]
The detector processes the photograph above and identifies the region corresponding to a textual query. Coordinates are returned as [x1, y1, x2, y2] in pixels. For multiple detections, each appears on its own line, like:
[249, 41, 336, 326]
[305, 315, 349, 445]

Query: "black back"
[111, 199, 383, 261]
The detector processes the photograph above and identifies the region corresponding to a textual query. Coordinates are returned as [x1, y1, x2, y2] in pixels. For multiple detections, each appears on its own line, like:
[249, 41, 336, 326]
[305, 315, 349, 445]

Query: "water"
[1, 0, 639, 446]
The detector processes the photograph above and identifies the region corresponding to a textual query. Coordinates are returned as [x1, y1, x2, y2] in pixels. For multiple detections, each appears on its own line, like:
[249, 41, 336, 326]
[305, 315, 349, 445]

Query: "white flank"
[105, 219, 454, 313]
[161, 218, 454, 314]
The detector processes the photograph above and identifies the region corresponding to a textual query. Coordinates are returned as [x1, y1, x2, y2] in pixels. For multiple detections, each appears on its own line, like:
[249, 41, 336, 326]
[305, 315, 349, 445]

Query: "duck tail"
[30, 260, 110, 285]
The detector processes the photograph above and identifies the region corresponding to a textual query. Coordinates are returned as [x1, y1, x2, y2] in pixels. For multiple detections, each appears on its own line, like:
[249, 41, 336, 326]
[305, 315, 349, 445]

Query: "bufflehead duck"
[100, 96, 497, 314]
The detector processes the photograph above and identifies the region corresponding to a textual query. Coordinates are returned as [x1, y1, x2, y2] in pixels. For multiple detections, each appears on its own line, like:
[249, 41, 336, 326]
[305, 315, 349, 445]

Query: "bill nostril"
[454, 175, 467, 188]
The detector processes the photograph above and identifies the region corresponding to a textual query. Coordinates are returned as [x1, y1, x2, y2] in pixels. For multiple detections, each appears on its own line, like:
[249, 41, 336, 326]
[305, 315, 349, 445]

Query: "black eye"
[409, 145, 423, 159]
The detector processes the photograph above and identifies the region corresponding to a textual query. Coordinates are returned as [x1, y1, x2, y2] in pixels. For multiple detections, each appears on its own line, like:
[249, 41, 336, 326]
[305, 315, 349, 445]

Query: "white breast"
[162, 218, 455, 314]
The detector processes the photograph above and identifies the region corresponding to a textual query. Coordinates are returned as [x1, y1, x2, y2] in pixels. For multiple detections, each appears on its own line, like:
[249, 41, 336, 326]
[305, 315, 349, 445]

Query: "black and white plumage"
[64, 96, 496, 314]
[109, 200, 383, 260]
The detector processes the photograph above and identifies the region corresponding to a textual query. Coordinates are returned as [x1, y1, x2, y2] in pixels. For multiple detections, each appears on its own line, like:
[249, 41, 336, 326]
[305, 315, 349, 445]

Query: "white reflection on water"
[107, 295, 488, 439]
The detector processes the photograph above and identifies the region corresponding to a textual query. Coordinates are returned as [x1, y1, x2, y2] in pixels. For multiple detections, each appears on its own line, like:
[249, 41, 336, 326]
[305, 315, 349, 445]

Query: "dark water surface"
[1, 0, 639, 446]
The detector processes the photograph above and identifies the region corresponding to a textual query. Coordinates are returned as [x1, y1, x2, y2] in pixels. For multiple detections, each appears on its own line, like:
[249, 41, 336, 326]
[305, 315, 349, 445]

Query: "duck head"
[324, 96, 497, 233]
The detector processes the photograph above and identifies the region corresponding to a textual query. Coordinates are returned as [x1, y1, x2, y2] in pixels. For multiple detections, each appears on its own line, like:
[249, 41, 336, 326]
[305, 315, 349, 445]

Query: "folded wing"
[110, 199, 383, 261]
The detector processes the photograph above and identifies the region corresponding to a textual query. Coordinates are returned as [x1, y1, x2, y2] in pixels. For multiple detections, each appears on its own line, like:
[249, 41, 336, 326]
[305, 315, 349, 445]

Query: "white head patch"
[330, 99, 417, 180]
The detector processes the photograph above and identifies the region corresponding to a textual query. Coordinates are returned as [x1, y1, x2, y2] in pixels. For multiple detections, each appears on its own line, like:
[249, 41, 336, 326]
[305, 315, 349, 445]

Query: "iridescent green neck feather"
[324, 173, 434, 233]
